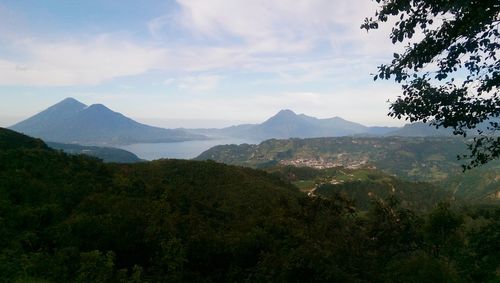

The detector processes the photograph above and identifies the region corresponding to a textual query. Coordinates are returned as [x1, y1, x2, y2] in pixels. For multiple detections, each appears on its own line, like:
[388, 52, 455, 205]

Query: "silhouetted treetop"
[362, 0, 500, 169]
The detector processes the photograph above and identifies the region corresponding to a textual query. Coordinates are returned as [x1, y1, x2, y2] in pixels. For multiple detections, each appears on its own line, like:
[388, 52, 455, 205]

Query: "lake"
[118, 138, 258, 160]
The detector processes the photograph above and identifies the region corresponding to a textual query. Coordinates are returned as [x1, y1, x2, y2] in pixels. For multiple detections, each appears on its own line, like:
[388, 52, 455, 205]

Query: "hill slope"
[1, 127, 142, 163]
[1, 125, 499, 282]
[0, 127, 48, 150]
[10, 98, 206, 145]
[196, 136, 469, 179]
[196, 136, 500, 201]
[47, 142, 142, 163]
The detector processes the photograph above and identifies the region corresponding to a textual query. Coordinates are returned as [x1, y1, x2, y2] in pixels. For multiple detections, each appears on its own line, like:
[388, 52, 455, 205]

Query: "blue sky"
[0, 0, 406, 128]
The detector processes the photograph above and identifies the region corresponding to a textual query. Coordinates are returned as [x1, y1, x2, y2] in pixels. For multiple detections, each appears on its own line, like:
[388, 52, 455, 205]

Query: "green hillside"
[0, 127, 48, 150]
[267, 165, 453, 211]
[196, 137, 500, 202]
[47, 142, 142, 163]
[1, 129, 499, 282]
[0, 127, 142, 163]
[196, 137, 468, 179]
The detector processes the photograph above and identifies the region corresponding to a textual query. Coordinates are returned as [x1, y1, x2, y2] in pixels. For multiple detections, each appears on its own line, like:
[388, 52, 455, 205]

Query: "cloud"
[0, 36, 168, 86]
[0, 0, 396, 87]
[173, 0, 381, 54]
[148, 15, 175, 39]
[148, 0, 396, 84]
[177, 74, 222, 92]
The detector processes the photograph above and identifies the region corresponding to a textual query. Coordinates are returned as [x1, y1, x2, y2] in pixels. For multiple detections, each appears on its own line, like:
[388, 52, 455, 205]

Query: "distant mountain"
[189, 110, 495, 141]
[385, 118, 500, 137]
[10, 98, 207, 145]
[9, 98, 87, 134]
[188, 109, 399, 141]
[364, 126, 401, 136]
[385, 122, 453, 137]
[249, 109, 367, 139]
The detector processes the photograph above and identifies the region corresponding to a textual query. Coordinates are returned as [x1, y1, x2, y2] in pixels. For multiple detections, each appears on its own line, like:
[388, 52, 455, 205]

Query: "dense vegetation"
[196, 137, 500, 201]
[0, 128, 48, 151]
[47, 142, 142, 163]
[266, 165, 453, 211]
[1, 129, 499, 282]
[196, 137, 469, 177]
[363, 0, 500, 168]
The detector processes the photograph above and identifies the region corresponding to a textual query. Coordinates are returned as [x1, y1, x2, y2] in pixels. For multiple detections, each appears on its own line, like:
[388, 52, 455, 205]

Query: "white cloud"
[0, 0, 397, 87]
[0, 0, 413, 128]
[0, 36, 168, 86]
[177, 74, 222, 92]
[163, 78, 175, 85]
[0, 0, 399, 93]
[148, 15, 175, 39]
[148, 0, 396, 84]
[173, 0, 381, 54]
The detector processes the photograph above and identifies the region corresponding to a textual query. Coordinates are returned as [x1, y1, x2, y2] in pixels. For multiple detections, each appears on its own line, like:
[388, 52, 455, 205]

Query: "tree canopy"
[2, 128, 500, 282]
[362, 0, 500, 169]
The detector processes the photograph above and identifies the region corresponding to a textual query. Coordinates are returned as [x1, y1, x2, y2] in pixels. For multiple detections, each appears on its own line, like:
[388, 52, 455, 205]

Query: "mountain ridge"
[11, 98, 462, 145]
[10, 97, 207, 145]
[187, 109, 404, 141]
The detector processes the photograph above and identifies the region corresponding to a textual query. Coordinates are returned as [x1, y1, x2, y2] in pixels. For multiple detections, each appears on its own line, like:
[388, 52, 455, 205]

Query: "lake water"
[118, 138, 258, 160]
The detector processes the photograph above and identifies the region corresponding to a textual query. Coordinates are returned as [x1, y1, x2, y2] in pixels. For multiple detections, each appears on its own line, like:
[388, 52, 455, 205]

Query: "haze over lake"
[117, 138, 259, 160]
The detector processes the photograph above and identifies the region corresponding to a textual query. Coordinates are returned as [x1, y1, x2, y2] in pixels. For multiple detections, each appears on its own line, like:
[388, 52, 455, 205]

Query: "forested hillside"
[47, 142, 142, 163]
[1, 129, 499, 282]
[197, 137, 500, 202]
[196, 137, 468, 178]
[266, 165, 454, 211]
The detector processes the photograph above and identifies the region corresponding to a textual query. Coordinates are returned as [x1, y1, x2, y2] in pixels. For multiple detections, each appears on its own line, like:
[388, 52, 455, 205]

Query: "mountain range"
[186, 109, 451, 141]
[10, 98, 459, 146]
[10, 98, 206, 145]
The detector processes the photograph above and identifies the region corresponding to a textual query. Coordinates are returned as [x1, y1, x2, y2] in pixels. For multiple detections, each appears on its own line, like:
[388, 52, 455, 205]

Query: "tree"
[362, 0, 500, 169]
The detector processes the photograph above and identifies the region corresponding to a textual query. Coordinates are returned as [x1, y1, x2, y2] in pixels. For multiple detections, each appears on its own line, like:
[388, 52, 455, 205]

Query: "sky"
[0, 0, 407, 128]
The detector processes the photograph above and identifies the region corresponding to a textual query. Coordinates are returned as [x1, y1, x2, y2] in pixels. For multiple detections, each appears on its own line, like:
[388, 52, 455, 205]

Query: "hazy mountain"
[363, 126, 401, 135]
[10, 97, 87, 134]
[189, 110, 494, 141]
[385, 117, 500, 137]
[385, 122, 453, 137]
[10, 98, 207, 145]
[249, 109, 365, 139]
[188, 109, 399, 140]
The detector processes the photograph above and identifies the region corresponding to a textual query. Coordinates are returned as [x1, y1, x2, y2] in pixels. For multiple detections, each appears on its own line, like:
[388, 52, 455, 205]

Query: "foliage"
[46, 142, 142, 163]
[362, 0, 500, 169]
[197, 136, 500, 201]
[0, 128, 47, 151]
[1, 128, 499, 282]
